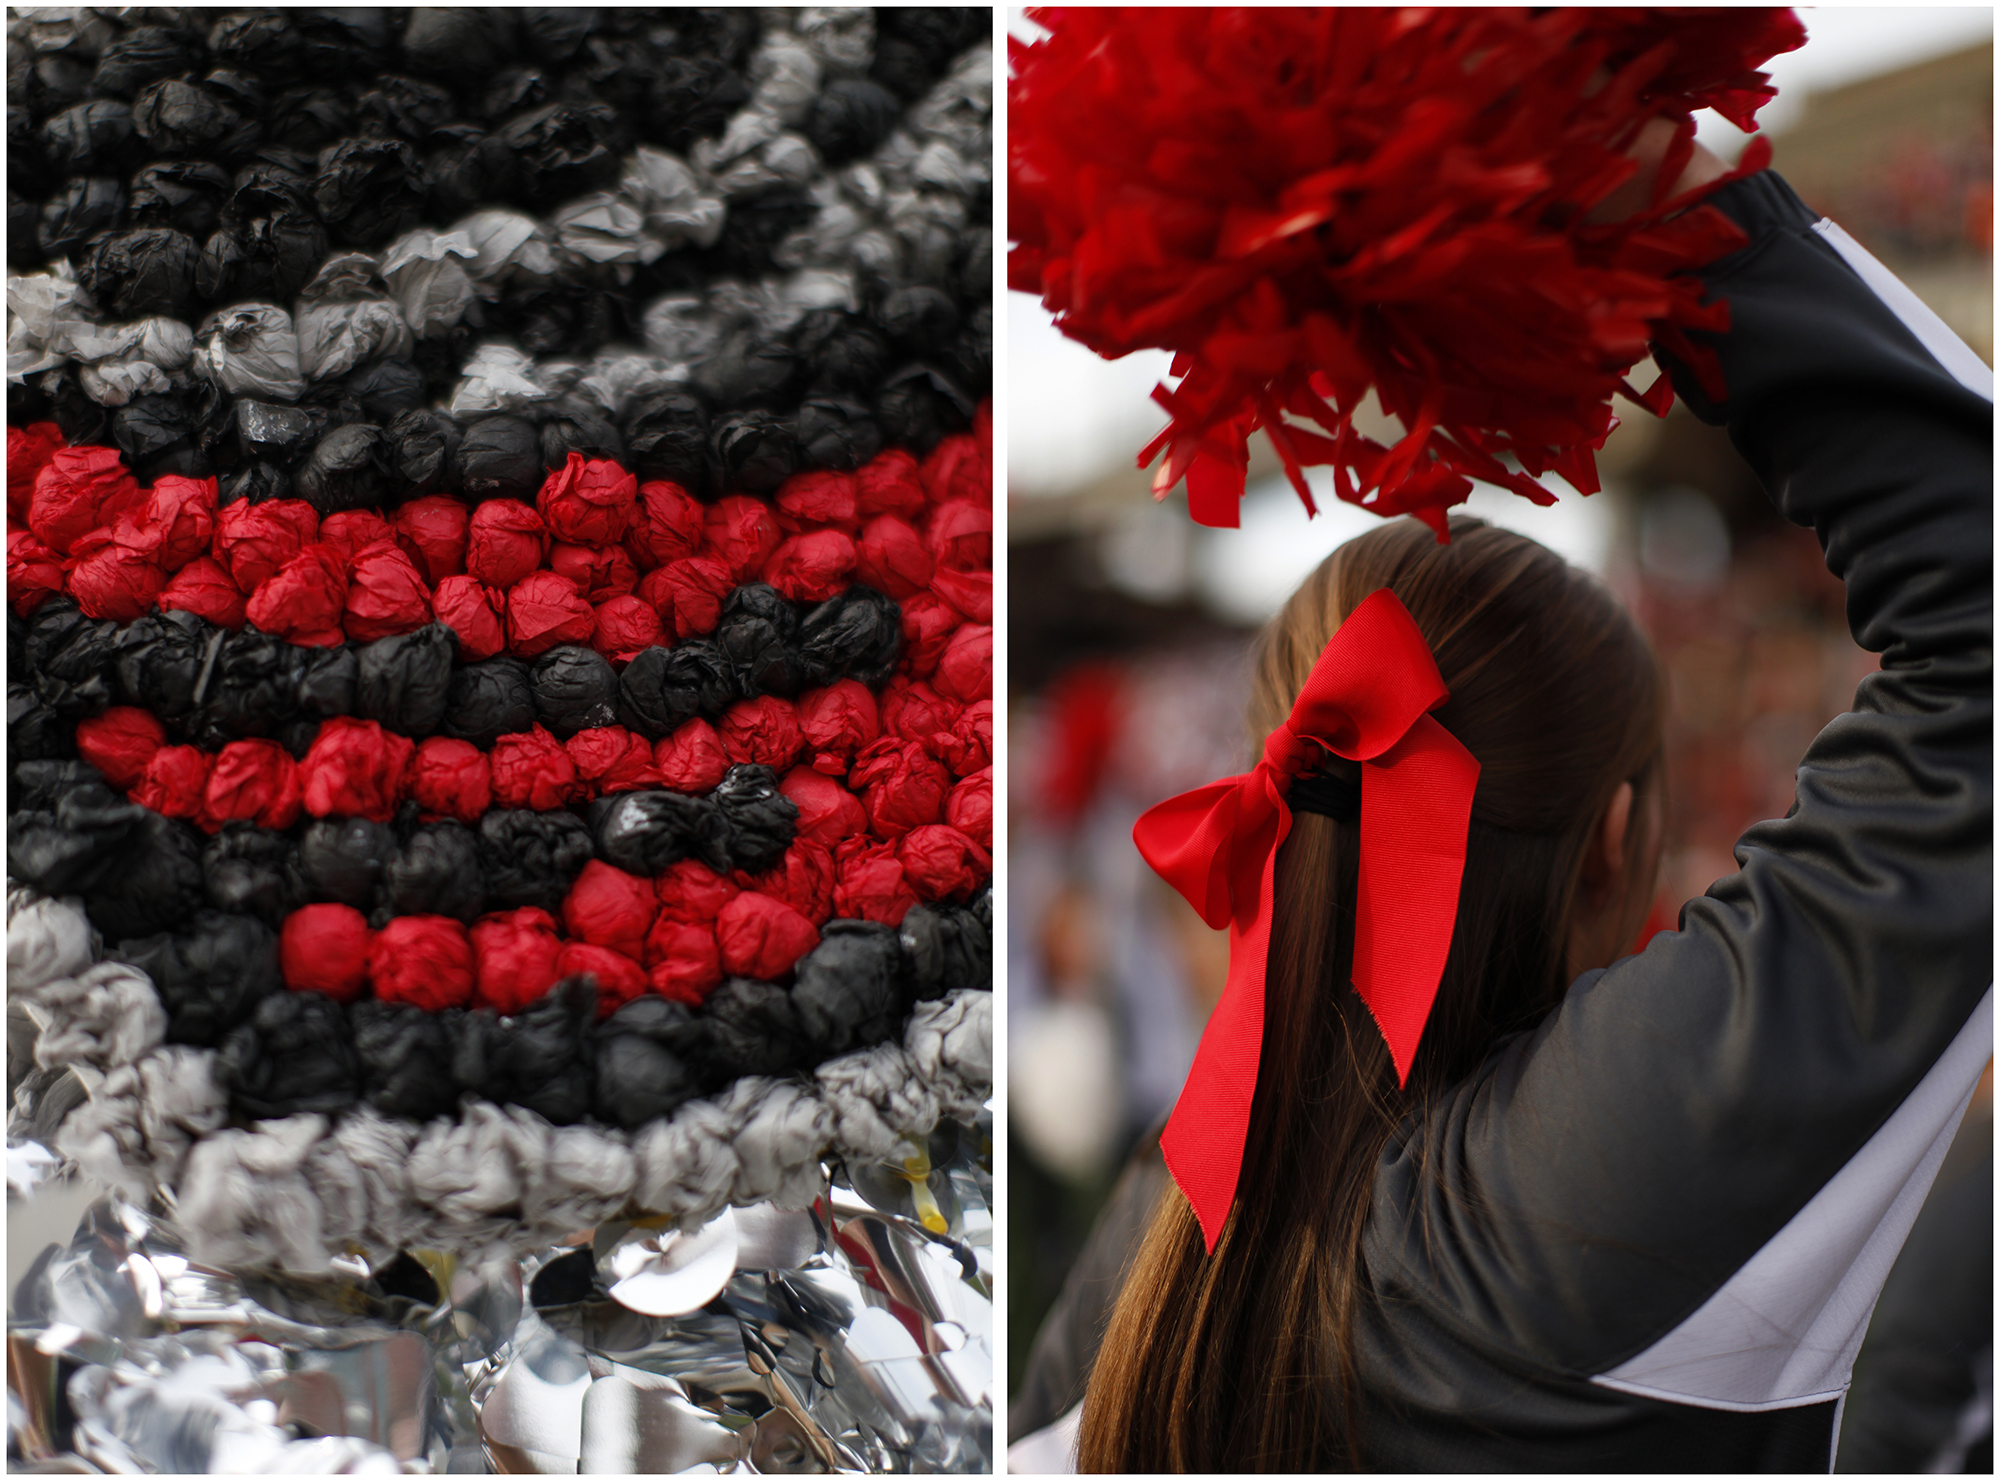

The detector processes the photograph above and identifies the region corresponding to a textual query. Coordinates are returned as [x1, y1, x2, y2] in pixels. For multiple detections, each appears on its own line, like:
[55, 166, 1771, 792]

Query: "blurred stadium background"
[1005, 12, 1993, 1467]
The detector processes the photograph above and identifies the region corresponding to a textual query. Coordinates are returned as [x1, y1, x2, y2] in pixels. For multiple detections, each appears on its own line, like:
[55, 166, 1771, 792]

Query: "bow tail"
[1352, 715, 1481, 1084]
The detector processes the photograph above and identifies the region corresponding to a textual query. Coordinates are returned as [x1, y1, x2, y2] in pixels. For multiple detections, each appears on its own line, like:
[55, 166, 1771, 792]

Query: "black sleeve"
[1363, 172, 1993, 1397]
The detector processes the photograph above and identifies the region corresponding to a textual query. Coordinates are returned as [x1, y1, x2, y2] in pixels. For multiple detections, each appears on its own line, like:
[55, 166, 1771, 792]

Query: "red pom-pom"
[946, 766, 993, 848]
[550, 540, 638, 602]
[7, 529, 67, 617]
[8, 423, 65, 525]
[644, 555, 732, 639]
[855, 448, 926, 519]
[506, 570, 595, 658]
[116, 475, 216, 573]
[855, 515, 934, 599]
[30, 444, 141, 554]
[344, 539, 433, 642]
[645, 919, 722, 1005]
[300, 716, 415, 822]
[466, 499, 548, 588]
[76, 707, 166, 790]
[833, 837, 918, 926]
[317, 509, 395, 560]
[762, 529, 857, 605]
[654, 718, 729, 793]
[776, 469, 860, 532]
[490, 723, 583, 809]
[925, 500, 991, 573]
[850, 737, 950, 839]
[407, 736, 493, 822]
[716, 892, 820, 980]
[370, 916, 474, 1011]
[562, 858, 658, 959]
[702, 495, 782, 581]
[932, 566, 993, 623]
[780, 765, 870, 847]
[247, 544, 349, 645]
[736, 840, 836, 927]
[921, 433, 990, 507]
[157, 556, 248, 629]
[201, 738, 302, 832]
[934, 623, 992, 705]
[566, 726, 661, 795]
[432, 575, 507, 661]
[718, 695, 804, 771]
[538, 453, 636, 546]
[281, 904, 371, 1002]
[66, 531, 164, 622]
[215, 498, 317, 592]
[796, 680, 881, 776]
[632, 479, 704, 566]
[391, 495, 470, 584]
[131, 745, 210, 819]
[556, 942, 650, 1016]
[591, 594, 663, 661]
[471, 907, 563, 1013]
[899, 594, 960, 678]
[938, 698, 994, 778]
[880, 678, 963, 749]
[655, 859, 740, 923]
[1009, 7, 1798, 535]
[897, 824, 991, 903]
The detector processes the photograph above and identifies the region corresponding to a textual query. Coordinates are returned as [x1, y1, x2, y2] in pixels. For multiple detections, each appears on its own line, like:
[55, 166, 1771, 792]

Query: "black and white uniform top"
[1006, 171, 1994, 1474]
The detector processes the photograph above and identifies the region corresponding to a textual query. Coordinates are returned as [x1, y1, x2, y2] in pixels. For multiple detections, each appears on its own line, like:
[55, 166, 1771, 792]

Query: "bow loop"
[1135, 588, 1480, 1253]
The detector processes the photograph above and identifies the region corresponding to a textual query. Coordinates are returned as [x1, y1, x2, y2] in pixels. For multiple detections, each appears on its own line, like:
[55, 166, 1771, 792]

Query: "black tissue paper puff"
[425, 127, 520, 220]
[791, 920, 906, 1059]
[715, 584, 802, 698]
[295, 643, 359, 723]
[623, 392, 717, 498]
[199, 204, 329, 307]
[806, 78, 903, 165]
[232, 399, 324, 468]
[298, 817, 395, 909]
[112, 392, 206, 482]
[350, 1000, 462, 1122]
[693, 331, 800, 412]
[704, 977, 811, 1082]
[495, 103, 622, 211]
[454, 415, 544, 504]
[202, 823, 308, 926]
[592, 995, 711, 1130]
[41, 101, 138, 177]
[385, 408, 462, 498]
[877, 285, 962, 359]
[90, 26, 205, 100]
[453, 977, 596, 1126]
[898, 902, 992, 999]
[872, 9, 984, 100]
[529, 645, 620, 739]
[377, 821, 487, 925]
[793, 397, 883, 473]
[353, 74, 460, 143]
[77, 227, 199, 320]
[712, 410, 796, 495]
[478, 810, 595, 913]
[792, 309, 893, 398]
[127, 160, 235, 240]
[354, 624, 454, 738]
[712, 764, 797, 874]
[400, 8, 520, 88]
[444, 659, 538, 749]
[41, 369, 112, 450]
[616, 646, 697, 740]
[131, 78, 259, 163]
[29, 604, 122, 721]
[296, 422, 391, 515]
[220, 989, 360, 1120]
[591, 789, 728, 877]
[313, 137, 432, 249]
[876, 364, 973, 456]
[517, 9, 601, 65]
[663, 640, 739, 719]
[703, 185, 815, 278]
[205, 12, 305, 83]
[37, 175, 126, 259]
[647, 54, 749, 155]
[799, 586, 902, 688]
[538, 404, 627, 469]
[10, 760, 108, 819]
[196, 631, 303, 745]
[81, 810, 208, 942]
[218, 461, 293, 505]
[9, 684, 70, 763]
[7, 781, 144, 897]
[113, 610, 215, 733]
[313, 359, 427, 428]
[116, 910, 280, 1049]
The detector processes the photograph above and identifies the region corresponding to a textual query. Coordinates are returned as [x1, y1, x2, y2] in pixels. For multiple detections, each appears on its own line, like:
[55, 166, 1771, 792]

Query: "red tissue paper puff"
[833, 836, 918, 926]
[201, 738, 303, 832]
[1008, 6, 1803, 534]
[432, 576, 507, 662]
[247, 543, 349, 645]
[551, 540, 638, 602]
[407, 736, 493, 823]
[566, 726, 661, 795]
[654, 718, 729, 793]
[645, 918, 723, 1006]
[215, 499, 318, 591]
[392, 496, 470, 584]
[8, 529, 66, 617]
[471, 907, 564, 1013]
[925, 500, 991, 573]
[556, 942, 649, 1016]
[781, 765, 871, 847]
[703, 495, 782, 582]
[591, 594, 664, 663]
[776, 469, 860, 532]
[114, 475, 216, 573]
[157, 556, 248, 629]
[562, 859, 658, 960]
[855, 515, 935, 599]
[369, 915, 474, 1011]
[8, 422, 65, 524]
[300, 717, 415, 822]
[932, 566, 993, 624]
[281, 903, 372, 1002]
[946, 766, 994, 848]
[76, 707, 167, 790]
[318, 509, 395, 560]
[656, 859, 740, 924]
[643, 555, 733, 640]
[899, 824, 993, 903]
[131, 745, 210, 819]
[66, 529, 164, 622]
[934, 624, 993, 706]
[797, 680, 881, 776]
[737, 839, 837, 927]
[762, 529, 857, 605]
[716, 891, 820, 980]
[539, 453, 636, 546]
[922, 433, 991, 508]
[938, 699, 994, 778]
[466, 499, 548, 589]
[881, 678, 963, 749]
[344, 539, 434, 643]
[899, 595, 961, 679]
[632, 478, 704, 566]
[855, 449, 927, 519]
[29, 444, 141, 554]
[850, 736, 950, 839]
[719, 695, 805, 771]
[506, 570, 596, 659]
[490, 724, 584, 810]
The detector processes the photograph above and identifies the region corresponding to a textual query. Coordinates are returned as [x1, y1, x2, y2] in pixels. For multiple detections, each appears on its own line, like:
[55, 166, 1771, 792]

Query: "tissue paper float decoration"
[1007, 6, 1804, 532]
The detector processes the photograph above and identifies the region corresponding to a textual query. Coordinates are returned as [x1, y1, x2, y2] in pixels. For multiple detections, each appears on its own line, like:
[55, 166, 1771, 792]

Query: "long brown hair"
[1078, 514, 1666, 1472]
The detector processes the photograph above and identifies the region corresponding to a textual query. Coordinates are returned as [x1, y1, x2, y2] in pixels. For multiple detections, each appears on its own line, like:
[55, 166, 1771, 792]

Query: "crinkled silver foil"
[7, 1108, 992, 1473]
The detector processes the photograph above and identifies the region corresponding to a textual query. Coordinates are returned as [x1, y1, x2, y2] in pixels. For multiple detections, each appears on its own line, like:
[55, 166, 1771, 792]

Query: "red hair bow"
[1134, 588, 1480, 1252]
